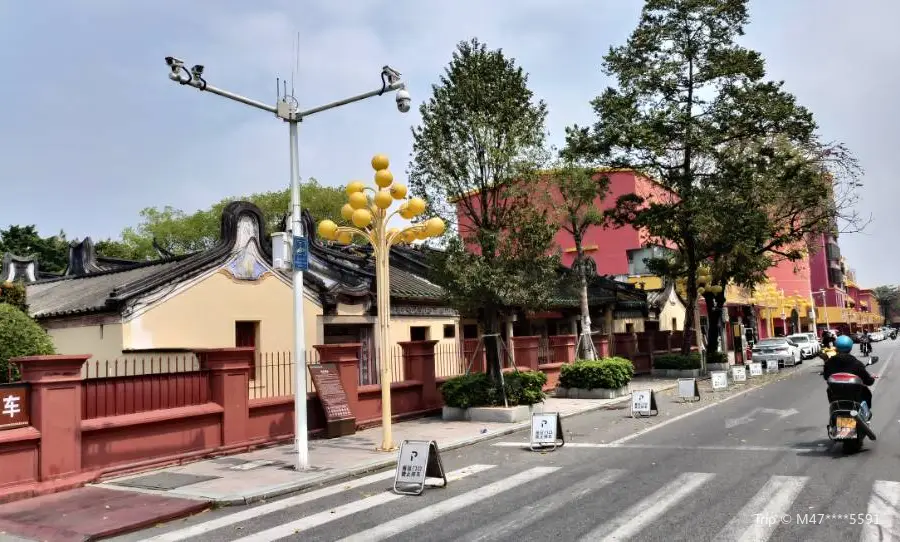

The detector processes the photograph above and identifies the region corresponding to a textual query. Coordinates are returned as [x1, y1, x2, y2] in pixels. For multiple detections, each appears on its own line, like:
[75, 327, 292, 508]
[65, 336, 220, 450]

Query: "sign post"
[393, 440, 447, 495]
[731, 365, 747, 384]
[711, 371, 728, 391]
[631, 389, 658, 418]
[0, 383, 29, 431]
[307, 364, 356, 437]
[530, 412, 564, 451]
[749, 362, 763, 377]
[678, 378, 700, 402]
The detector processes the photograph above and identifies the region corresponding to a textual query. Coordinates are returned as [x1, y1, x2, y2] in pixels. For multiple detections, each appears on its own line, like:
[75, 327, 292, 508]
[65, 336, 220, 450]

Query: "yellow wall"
[626, 275, 664, 290]
[121, 270, 318, 353]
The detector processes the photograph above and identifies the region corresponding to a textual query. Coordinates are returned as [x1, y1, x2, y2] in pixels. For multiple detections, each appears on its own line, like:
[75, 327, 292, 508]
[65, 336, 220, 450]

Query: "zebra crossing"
[137, 461, 900, 542]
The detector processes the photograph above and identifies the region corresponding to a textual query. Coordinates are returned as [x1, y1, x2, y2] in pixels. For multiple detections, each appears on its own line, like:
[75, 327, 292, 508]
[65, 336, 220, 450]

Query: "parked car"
[751, 337, 802, 367]
[803, 332, 821, 354]
[789, 333, 816, 359]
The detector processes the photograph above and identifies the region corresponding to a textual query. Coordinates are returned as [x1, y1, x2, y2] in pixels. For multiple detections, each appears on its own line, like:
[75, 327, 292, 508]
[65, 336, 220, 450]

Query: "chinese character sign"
[395, 441, 429, 484]
[531, 414, 558, 444]
[0, 385, 29, 430]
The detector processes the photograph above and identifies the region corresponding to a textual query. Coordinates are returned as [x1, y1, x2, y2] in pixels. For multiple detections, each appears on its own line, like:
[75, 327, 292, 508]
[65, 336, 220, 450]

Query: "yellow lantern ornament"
[317, 220, 338, 240]
[341, 204, 354, 221]
[425, 217, 445, 237]
[407, 197, 426, 216]
[371, 154, 389, 171]
[374, 189, 393, 209]
[345, 181, 365, 195]
[351, 208, 372, 228]
[390, 183, 407, 200]
[374, 169, 393, 188]
[349, 191, 368, 210]
[336, 231, 353, 245]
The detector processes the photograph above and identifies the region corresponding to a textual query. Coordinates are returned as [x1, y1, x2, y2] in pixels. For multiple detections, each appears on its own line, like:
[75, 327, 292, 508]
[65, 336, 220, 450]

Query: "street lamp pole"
[164, 57, 411, 469]
[317, 155, 445, 451]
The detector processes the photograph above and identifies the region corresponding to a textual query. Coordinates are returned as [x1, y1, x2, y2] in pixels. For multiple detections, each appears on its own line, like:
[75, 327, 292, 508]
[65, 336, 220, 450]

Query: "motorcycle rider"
[861, 330, 872, 356]
[822, 335, 877, 419]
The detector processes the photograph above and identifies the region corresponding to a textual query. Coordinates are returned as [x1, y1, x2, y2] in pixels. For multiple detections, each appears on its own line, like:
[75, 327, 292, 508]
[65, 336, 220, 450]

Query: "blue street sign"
[292, 236, 308, 271]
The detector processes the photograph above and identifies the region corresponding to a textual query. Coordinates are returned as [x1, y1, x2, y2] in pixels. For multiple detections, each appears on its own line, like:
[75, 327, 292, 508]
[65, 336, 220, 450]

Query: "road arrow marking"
[725, 407, 797, 429]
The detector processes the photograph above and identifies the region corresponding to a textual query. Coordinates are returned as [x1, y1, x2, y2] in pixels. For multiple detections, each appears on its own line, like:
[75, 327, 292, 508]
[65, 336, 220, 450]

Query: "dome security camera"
[396, 89, 411, 113]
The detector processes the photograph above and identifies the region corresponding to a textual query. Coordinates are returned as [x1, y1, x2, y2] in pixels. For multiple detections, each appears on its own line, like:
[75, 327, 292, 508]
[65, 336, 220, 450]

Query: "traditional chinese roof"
[21, 202, 446, 320]
[547, 271, 648, 315]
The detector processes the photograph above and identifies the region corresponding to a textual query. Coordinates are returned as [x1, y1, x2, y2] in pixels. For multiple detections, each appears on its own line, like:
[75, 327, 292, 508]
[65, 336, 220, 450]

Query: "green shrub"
[0, 282, 27, 312]
[707, 351, 727, 365]
[440, 370, 547, 408]
[0, 302, 55, 383]
[653, 353, 701, 370]
[559, 357, 634, 390]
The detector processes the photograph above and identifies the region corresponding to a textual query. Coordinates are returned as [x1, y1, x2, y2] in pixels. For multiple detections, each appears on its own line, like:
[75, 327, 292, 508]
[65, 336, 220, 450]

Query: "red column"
[197, 347, 252, 446]
[511, 336, 540, 371]
[548, 335, 577, 364]
[15, 354, 89, 481]
[313, 344, 360, 417]
[400, 340, 439, 410]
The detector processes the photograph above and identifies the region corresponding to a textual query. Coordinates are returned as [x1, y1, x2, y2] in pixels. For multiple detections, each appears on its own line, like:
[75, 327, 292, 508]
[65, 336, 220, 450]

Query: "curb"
[215, 382, 680, 505]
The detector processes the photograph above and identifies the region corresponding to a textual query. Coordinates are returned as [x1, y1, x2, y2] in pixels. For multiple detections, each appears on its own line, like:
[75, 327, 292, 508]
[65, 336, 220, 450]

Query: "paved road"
[118, 341, 900, 542]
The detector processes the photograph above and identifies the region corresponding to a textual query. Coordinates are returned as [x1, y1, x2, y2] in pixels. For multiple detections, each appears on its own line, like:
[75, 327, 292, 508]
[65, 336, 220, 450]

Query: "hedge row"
[559, 357, 634, 390]
[440, 370, 547, 409]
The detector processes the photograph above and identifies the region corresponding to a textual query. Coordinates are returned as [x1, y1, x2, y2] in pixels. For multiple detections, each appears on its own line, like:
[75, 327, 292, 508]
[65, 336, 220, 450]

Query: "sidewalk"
[0, 376, 677, 541]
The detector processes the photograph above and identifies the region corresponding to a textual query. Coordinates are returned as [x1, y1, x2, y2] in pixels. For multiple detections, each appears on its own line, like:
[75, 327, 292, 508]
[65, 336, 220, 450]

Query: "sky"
[1, 1, 898, 285]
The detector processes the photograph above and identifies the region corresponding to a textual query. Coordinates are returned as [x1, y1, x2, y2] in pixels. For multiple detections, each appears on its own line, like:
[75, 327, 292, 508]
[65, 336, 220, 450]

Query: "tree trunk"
[705, 291, 728, 358]
[482, 307, 503, 384]
[573, 232, 598, 360]
[682, 273, 698, 355]
[578, 272, 598, 360]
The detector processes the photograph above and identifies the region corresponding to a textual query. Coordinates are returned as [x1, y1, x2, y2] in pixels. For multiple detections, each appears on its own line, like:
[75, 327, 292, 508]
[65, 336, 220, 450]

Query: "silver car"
[751, 338, 802, 367]
[803, 332, 820, 354]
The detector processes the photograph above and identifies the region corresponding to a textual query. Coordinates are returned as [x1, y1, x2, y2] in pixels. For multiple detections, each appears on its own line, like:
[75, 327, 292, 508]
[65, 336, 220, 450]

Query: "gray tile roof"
[26, 260, 184, 318]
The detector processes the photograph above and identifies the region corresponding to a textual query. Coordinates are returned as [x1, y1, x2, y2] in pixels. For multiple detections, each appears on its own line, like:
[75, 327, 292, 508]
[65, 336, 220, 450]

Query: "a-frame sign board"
[393, 440, 448, 496]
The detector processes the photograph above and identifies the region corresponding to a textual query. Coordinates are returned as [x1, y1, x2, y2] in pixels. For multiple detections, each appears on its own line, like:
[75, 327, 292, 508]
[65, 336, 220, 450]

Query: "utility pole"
[164, 57, 410, 470]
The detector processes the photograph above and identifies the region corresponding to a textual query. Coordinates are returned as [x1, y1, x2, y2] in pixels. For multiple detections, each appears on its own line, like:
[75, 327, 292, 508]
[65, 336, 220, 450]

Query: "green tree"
[873, 285, 900, 323]
[408, 38, 560, 381]
[96, 179, 346, 260]
[0, 225, 69, 273]
[548, 161, 609, 359]
[0, 303, 55, 383]
[565, 0, 851, 354]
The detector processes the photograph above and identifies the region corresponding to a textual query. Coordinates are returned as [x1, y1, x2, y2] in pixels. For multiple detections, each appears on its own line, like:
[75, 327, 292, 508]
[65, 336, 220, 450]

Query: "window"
[671, 318, 678, 331]
[463, 324, 478, 339]
[410, 326, 429, 341]
[443, 324, 456, 339]
[625, 323, 635, 333]
[235, 321, 259, 377]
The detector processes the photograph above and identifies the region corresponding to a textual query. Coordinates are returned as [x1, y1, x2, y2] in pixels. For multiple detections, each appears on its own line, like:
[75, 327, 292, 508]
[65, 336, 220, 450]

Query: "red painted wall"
[454, 170, 675, 275]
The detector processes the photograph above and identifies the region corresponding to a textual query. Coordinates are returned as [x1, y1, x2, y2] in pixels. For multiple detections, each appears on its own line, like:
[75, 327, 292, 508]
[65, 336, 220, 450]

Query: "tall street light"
[316, 155, 445, 451]
[163, 56, 411, 469]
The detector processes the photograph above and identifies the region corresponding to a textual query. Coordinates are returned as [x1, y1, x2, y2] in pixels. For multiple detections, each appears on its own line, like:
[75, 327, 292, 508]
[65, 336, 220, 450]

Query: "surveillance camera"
[191, 64, 204, 77]
[396, 89, 411, 113]
[165, 56, 184, 69]
[382, 65, 402, 85]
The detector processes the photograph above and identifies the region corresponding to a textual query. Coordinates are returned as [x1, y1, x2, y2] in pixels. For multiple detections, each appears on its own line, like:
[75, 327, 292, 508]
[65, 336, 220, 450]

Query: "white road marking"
[336, 466, 561, 542]
[229, 464, 495, 542]
[725, 408, 799, 429]
[141, 469, 398, 541]
[607, 367, 810, 446]
[464, 469, 627, 542]
[491, 442, 816, 452]
[144, 465, 491, 541]
[579, 471, 716, 541]
[861, 480, 900, 542]
[711, 475, 807, 541]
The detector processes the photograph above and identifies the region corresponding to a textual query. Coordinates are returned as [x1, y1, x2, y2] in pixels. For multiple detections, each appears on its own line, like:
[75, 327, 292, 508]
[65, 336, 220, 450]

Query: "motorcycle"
[860, 341, 872, 357]
[826, 356, 879, 453]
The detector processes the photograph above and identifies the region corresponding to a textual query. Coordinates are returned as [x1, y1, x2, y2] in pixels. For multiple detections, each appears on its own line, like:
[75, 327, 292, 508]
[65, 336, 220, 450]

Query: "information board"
[711, 371, 728, 390]
[631, 389, 658, 417]
[530, 412, 565, 451]
[749, 362, 763, 376]
[677, 378, 700, 402]
[732, 366, 747, 383]
[307, 364, 356, 437]
[393, 440, 447, 495]
[0, 383, 29, 431]
[292, 236, 308, 271]
[765, 359, 779, 373]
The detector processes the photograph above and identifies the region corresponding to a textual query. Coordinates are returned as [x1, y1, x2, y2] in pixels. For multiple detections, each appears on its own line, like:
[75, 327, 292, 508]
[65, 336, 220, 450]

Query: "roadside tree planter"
[651, 353, 702, 378]
[556, 357, 634, 399]
[440, 371, 547, 423]
[705, 351, 729, 372]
